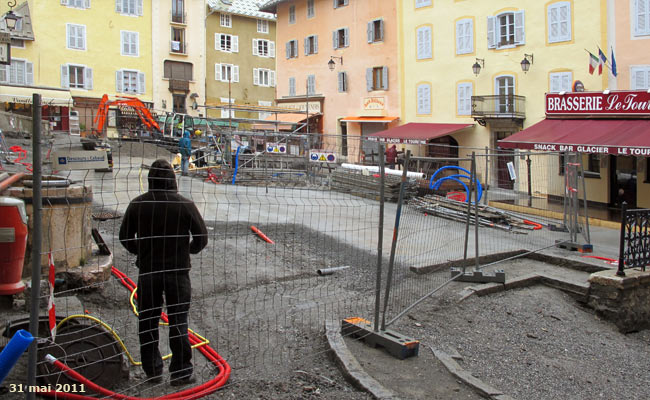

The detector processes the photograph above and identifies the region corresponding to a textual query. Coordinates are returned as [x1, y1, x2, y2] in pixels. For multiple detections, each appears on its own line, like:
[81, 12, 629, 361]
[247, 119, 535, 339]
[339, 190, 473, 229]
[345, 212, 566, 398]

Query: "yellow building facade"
[1, 0, 153, 132]
[399, 0, 609, 204]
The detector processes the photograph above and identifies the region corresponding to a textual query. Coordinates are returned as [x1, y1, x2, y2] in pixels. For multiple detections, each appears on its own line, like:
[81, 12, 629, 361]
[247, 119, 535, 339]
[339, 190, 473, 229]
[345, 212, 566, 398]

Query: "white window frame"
[417, 83, 431, 115]
[548, 2, 571, 43]
[214, 63, 239, 83]
[115, 69, 143, 94]
[631, 65, 650, 89]
[258, 100, 272, 120]
[121, 30, 139, 56]
[215, 33, 238, 53]
[62, 0, 90, 9]
[289, 5, 296, 24]
[0, 58, 33, 86]
[257, 19, 269, 34]
[307, 0, 315, 18]
[115, 0, 143, 16]
[220, 97, 235, 118]
[456, 18, 474, 55]
[494, 75, 516, 113]
[416, 26, 432, 60]
[549, 71, 572, 93]
[633, 0, 650, 36]
[220, 13, 232, 28]
[66, 23, 86, 50]
[61, 63, 92, 90]
[457, 82, 473, 115]
[289, 77, 296, 96]
[488, 11, 525, 49]
[253, 68, 276, 87]
[253, 39, 275, 58]
[415, 0, 431, 8]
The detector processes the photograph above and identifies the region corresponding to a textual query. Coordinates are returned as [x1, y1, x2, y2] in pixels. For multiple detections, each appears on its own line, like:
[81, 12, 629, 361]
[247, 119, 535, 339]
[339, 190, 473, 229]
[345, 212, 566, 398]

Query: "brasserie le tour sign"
[546, 90, 650, 117]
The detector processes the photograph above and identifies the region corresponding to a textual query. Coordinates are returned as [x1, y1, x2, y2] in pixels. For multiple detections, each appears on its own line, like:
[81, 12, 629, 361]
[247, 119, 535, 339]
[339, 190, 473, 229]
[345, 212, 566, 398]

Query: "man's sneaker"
[170, 374, 196, 387]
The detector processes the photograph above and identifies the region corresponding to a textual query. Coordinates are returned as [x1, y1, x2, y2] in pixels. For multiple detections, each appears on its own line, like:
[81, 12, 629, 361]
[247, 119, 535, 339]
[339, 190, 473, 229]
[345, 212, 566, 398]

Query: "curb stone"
[429, 346, 514, 400]
[324, 321, 400, 400]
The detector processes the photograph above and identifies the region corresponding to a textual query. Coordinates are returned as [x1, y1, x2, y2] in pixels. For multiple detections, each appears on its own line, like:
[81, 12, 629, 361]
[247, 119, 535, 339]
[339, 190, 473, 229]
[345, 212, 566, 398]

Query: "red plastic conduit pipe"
[40, 266, 231, 400]
[250, 225, 275, 244]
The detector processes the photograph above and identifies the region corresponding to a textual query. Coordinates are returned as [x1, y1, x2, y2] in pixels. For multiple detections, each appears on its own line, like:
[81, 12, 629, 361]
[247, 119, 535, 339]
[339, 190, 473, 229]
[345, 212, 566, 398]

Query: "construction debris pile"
[411, 195, 545, 234]
[330, 169, 417, 202]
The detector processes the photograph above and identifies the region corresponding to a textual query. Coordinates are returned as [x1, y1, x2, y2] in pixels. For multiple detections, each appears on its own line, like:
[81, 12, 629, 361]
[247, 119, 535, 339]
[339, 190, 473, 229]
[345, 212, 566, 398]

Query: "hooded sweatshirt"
[119, 159, 208, 272]
[179, 131, 192, 157]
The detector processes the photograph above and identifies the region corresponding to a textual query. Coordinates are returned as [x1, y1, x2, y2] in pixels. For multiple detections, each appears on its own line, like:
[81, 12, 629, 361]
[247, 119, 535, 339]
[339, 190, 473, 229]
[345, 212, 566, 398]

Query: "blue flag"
[611, 47, 618, 77]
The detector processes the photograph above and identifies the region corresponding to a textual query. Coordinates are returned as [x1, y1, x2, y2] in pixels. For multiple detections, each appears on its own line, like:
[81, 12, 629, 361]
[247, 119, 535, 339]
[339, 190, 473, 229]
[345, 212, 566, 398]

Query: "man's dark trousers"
[137, 270, 192, 380]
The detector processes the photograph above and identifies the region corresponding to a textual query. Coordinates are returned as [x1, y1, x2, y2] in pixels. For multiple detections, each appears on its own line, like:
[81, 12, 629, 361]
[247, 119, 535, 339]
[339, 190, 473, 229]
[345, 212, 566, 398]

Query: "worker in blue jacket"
[178, 130, 192, 176]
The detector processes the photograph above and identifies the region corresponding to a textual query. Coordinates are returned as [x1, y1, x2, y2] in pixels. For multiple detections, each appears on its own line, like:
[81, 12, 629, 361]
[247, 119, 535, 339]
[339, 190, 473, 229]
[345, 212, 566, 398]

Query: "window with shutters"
[457, 82, 473, 115]
[549, 71, 572, 93]
[334, 0, 348, 8]
[368, 19, 384, 43]
[121, 31, 139, 56]
[367, 66, 388, 91]
[307, 0, 315, 18]
[631, 66, 650, 89]
[547, 2, 571, 43]
[163, 60, 193, 80]
[333, 28, 349, 49]
[289, 5, 296, 24]
[305, 35, 318, 55]
[116, 0, 142, 16]
[63, 0, 90, 9]
[307, 75, 316, 94]
[61, 64, 92, 89]
[115, 69, 144, 94]
[216, 33, 238, 53]
[0, 59, 33, 86]
[254, 68, 276, 87]
[417, 83, 431, 115]
[415, 0, 431, 8]
[289, 77, 296, 96]
[214, 63, 239, 83]
[634, 0, 650, 36]
[220, 13, 231, 28]
[221, 97, 234, 118]
[416, 25, 432, 60]
[456, 18, 473, 55]
[338, 71, 347, 92]
[487, 11, 525, 49]
[66, 24, 86, 50]
[286, 40, 298, 58]
[253, 39, 275, 57]
[257, 19, 269, 33]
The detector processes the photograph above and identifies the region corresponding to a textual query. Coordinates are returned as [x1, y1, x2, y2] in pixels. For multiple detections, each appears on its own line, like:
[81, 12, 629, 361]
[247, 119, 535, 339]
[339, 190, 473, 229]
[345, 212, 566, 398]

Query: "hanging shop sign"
[309, 150, 337, 163]
[53, 151, 109, 170]
[546, 90, 650, 117]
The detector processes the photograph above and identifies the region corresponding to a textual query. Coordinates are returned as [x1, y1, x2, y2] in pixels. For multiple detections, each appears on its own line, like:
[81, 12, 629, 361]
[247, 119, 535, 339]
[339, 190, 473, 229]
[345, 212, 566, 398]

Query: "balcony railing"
[170, 40, 186, 54]
[169, 79, 189, 92]
[171, 10, 186, 24]
[471, 95, 526, 120]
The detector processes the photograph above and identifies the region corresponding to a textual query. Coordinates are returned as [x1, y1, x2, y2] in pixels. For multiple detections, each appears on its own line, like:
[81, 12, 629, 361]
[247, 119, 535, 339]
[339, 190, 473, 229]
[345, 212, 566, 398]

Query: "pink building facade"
[610, 0, 650, 91]
[261, 0, 400, 163]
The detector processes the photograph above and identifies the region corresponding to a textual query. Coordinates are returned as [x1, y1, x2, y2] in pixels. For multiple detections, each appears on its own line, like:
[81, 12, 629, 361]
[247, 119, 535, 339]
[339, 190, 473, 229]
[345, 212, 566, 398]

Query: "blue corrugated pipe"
[231, 146, 242, 185]
[0, 329, 34, 385]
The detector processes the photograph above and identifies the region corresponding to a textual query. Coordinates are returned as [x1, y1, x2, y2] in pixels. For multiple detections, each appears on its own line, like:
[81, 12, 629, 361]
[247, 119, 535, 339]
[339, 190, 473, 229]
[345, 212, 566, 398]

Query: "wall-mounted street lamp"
[328, 56, 343, 71]
[4, 0, 19, 31]
[520, 53, 534, 73]
[190, 92, 199, 110]
[472, 58, 484, 76]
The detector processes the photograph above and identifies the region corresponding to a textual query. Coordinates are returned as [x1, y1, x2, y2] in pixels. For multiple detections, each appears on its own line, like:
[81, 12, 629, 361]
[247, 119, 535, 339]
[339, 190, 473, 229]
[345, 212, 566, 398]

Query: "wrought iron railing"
[471, 95, 526, 119]
[617, 204, 650, 276]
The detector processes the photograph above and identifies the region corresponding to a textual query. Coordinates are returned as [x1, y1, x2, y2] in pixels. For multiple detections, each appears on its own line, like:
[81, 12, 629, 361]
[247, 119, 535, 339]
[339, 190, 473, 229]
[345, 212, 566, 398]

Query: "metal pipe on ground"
[316, 266, 350, 276]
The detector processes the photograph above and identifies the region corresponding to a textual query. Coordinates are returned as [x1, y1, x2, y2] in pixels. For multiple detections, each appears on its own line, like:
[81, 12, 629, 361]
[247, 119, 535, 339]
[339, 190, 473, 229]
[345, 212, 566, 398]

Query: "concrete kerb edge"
[324, 321, 401, 400]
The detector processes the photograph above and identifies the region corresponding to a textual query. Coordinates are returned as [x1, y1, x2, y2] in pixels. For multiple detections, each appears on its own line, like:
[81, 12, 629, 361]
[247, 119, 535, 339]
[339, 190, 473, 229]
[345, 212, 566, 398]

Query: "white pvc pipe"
[340, 163, 425, 179]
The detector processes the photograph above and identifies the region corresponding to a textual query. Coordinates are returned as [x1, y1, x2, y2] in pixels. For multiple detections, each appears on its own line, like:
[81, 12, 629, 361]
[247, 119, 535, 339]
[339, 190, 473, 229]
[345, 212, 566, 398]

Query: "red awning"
[368, 122, 474, 144]
[499, 119, 650, 155]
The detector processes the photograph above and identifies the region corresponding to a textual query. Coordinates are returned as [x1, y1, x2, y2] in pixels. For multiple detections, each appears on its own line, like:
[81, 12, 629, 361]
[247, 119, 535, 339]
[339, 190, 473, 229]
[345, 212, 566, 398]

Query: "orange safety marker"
[251, 226, 275, 244]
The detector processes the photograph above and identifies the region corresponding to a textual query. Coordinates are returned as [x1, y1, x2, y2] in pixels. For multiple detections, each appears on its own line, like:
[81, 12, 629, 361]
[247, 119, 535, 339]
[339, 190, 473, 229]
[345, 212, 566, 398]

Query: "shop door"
[609, 156, 637, 208]
[361, 122, 385, 164]
[496, 131, 514, 190]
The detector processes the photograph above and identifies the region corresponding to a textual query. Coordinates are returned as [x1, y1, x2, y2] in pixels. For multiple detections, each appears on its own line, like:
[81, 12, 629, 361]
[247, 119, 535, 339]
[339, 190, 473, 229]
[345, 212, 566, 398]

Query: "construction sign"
[266, 143, 287, 154]
[309, 150, 337, 163]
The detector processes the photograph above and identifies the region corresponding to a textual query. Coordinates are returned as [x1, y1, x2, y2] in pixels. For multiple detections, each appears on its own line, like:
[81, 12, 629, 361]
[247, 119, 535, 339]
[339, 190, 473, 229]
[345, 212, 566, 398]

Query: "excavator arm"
[92, 94, 161, 137]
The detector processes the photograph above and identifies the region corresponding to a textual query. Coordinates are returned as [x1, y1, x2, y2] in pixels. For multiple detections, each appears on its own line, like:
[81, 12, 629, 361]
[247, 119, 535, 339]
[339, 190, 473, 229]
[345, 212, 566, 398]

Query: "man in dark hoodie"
[119, 159, 208, 386]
